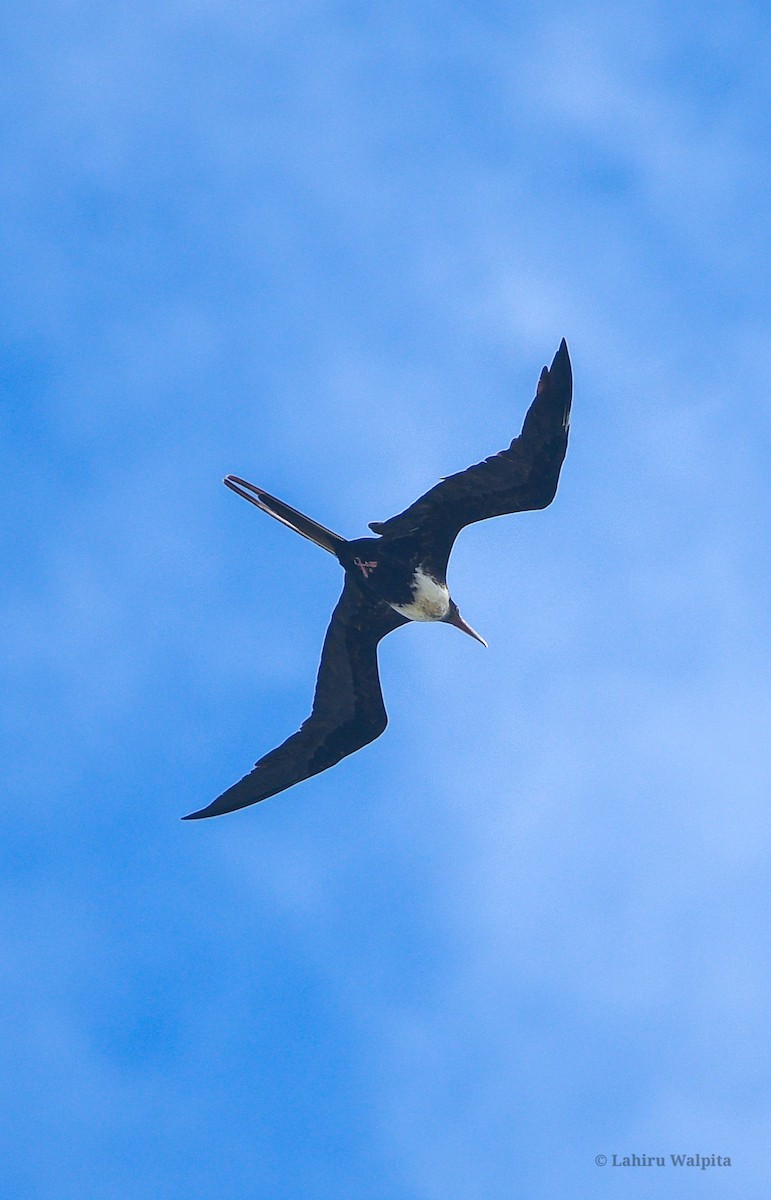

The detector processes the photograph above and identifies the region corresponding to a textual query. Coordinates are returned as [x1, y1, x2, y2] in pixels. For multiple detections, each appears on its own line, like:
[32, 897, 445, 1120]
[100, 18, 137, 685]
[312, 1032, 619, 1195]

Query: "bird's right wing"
[369, 339, 572, 571]
[183, 578, 408, 819]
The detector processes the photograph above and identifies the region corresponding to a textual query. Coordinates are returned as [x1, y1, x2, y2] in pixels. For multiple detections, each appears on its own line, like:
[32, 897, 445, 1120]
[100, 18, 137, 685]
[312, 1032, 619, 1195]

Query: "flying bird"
[184, 339, 572, 820]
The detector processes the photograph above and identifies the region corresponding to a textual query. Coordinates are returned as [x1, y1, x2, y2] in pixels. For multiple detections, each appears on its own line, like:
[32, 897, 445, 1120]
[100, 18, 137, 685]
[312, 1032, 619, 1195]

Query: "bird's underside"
[183, 339, 572, 820]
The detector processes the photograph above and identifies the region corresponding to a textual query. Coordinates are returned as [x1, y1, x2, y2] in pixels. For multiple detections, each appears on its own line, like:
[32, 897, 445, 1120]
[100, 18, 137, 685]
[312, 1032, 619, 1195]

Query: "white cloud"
[2, 2, 770, 1195]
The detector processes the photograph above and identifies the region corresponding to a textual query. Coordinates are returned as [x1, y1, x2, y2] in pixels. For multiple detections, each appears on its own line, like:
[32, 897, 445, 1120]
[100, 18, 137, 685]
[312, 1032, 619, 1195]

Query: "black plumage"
[184, 339, 572, 820]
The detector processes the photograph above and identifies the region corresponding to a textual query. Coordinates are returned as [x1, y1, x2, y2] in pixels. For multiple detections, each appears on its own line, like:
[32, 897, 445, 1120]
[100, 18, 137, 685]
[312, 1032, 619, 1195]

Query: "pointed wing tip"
[551, 337, 571, 370]
[538, 340, 570, 386]
[182, 791, 254, 820]
[182, 795, 239, 820]
[548, 337, 572, 398]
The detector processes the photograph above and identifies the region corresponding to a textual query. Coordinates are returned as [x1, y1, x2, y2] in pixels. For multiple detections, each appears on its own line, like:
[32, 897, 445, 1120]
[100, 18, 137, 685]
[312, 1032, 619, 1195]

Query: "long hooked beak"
[446, 604, 488, 647]
[223, 475, 267, 508]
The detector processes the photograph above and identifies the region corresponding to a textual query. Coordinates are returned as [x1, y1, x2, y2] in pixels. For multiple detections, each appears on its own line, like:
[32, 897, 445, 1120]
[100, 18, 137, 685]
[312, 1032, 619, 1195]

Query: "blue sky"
[2, 1, 770, 1196]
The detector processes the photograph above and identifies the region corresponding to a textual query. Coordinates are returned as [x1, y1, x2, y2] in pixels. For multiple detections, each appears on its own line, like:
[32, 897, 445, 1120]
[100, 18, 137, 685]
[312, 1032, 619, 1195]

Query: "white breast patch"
[390, 567, 450, 622]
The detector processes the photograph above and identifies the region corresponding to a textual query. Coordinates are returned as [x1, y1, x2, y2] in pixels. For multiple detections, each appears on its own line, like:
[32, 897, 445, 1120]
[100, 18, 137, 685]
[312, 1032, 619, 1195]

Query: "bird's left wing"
[183, 578, 408, 819]
[369, 339, 572, 570]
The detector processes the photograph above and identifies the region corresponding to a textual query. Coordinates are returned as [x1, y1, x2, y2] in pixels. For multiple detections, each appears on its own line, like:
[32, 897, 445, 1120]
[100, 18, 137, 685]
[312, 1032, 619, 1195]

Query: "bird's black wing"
[369, 339, 572, 570]
[183, 577, 408, 819]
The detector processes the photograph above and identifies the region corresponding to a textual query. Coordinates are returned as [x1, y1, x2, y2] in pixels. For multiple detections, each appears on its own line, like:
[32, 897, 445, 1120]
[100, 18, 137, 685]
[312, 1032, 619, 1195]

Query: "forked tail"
[224, 476, 347, 556]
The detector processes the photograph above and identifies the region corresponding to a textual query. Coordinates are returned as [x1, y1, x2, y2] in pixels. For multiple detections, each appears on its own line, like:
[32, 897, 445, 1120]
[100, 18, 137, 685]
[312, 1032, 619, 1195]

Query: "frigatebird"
[184, 339, 572, 820]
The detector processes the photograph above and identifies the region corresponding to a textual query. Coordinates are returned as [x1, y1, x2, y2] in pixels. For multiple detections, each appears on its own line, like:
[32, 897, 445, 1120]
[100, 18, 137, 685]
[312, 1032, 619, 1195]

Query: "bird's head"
[443, 599, 488, 647]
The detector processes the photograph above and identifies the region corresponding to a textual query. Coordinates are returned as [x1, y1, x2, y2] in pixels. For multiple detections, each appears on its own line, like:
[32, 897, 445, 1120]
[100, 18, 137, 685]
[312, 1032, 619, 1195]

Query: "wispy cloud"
[2, 2, 769, 1196]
